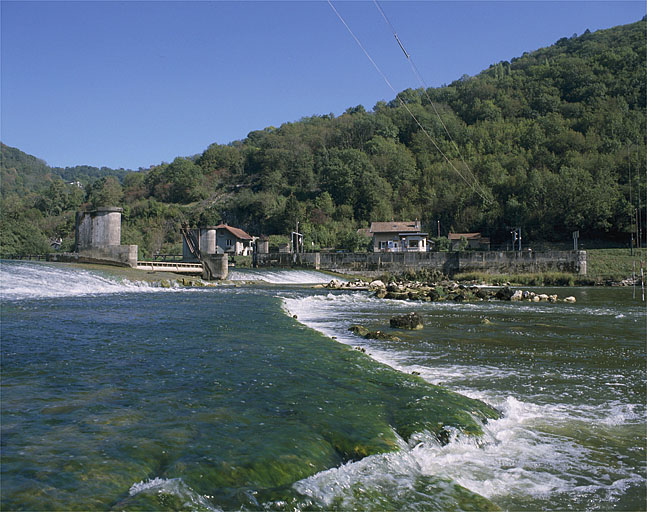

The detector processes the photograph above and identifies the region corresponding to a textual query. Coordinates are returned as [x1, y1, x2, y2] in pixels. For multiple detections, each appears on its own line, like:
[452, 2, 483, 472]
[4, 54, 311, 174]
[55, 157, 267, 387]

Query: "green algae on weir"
[1, 282, 500, 511]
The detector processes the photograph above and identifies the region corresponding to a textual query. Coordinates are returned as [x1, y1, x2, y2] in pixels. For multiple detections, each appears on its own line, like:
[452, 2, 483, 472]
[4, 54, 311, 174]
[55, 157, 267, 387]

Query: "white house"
[369, 221, 428, 253]
[215, 224, 254, 256]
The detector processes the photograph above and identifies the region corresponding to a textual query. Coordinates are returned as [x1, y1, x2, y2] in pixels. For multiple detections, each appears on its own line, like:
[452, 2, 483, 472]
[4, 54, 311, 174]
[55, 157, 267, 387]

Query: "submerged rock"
[475, 288, 490, 300]
[364, 330, 402, 342]
[349, 325, 369, 337]
[390, 312, 424, 330]
[374, 288, 387, 299]
[383, 291, 410, 301]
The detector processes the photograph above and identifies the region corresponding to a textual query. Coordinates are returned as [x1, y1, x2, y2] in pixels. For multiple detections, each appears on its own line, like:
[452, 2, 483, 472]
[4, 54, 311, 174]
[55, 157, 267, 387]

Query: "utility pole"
[638, 203, 643, 249]
[511, 227, 522, 251]
[629, 146, 634, 254]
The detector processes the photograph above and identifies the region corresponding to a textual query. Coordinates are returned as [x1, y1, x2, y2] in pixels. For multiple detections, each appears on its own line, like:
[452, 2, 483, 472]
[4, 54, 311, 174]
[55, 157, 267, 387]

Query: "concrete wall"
[255, 250, 587, 276]
[257, 239, 269, 254]
[49, 245, 138, 267]
[201, 254, 228, 280]
[200, 227, 217, 256]
[183, 227, 219, 262]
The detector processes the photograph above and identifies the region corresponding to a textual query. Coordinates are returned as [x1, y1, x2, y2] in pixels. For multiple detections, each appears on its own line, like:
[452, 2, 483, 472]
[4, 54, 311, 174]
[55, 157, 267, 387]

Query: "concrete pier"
[51, 207, 139, 267]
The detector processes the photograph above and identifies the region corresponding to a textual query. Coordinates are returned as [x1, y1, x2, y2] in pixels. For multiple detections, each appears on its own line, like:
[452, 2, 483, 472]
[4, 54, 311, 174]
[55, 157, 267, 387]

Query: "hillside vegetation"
[1, 19, 645, 257]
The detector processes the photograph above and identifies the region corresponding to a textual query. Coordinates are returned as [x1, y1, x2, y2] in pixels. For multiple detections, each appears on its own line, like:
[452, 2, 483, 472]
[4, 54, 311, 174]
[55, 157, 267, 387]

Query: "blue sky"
[1, 1, 644, 170]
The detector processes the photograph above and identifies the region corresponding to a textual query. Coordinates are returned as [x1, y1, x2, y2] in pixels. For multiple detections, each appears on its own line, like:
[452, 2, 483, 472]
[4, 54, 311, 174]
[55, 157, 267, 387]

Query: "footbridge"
[136, 261, 203, 274]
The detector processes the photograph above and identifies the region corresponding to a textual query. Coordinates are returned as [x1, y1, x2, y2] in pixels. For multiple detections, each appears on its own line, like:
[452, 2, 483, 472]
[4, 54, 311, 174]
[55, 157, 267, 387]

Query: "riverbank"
[9, 256, 644, 289]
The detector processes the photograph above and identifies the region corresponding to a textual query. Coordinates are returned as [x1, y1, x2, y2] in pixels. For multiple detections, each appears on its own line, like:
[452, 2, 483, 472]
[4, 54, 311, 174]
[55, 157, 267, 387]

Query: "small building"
[448, 233, 490, 251]
[215, 224, 254, 256]
[369, 221, 428, 253]
[182, 226, 217, 261]
[182, 224, 254, 261]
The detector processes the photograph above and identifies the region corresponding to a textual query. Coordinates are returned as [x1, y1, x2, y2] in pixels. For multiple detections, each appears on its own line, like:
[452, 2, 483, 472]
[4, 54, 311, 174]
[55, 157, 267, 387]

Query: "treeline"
[1, 19, 645, 257]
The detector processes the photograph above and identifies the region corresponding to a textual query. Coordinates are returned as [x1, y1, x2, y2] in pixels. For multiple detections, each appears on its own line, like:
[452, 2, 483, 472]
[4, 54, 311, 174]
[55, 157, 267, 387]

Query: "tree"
[278, 194, 304, 234]
[197, 144, 243, 175]
[152, 158, 206, 204]
[88, 176, 123, 208]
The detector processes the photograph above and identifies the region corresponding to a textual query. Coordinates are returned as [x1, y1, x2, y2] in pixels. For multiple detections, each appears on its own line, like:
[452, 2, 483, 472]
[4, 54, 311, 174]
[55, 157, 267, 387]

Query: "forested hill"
[1, 19, 645, 257]
[1, 143, 130, 196]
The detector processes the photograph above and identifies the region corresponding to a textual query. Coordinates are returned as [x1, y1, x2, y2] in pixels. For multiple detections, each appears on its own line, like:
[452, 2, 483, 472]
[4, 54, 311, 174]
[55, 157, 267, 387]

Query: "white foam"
[228, 269, 342, 284]
[281, 291, 646, 508]
[295, 395, 643, 508]
[129, 477, 221, 511]
[0, 261, 179, 301]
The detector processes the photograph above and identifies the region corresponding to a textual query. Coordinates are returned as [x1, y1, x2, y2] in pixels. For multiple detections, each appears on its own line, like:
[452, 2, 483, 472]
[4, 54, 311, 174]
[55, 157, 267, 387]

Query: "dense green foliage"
[1, 20, 645, 257]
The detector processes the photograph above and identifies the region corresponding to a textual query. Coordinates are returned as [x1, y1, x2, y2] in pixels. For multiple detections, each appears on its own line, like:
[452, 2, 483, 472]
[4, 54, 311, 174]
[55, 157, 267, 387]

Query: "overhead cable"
[372, 0, 491, 203]
[327, 0, 491, 203]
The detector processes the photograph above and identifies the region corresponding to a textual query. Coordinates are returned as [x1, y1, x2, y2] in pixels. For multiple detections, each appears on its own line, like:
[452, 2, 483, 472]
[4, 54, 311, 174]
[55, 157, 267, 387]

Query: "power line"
[372, 0, 490, 203]
[327, 0, 491, 204]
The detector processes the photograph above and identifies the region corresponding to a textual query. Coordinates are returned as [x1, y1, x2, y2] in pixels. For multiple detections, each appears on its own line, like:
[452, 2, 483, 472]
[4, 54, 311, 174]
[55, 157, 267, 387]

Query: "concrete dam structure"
[48, 207, 229, 279]
[49, 207, 138, 268]
[255, 250, 587, 276]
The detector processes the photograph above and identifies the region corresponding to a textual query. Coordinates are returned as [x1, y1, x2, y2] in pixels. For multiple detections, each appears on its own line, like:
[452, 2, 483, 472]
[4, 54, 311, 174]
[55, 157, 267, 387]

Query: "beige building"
[369, 221, 428, 253]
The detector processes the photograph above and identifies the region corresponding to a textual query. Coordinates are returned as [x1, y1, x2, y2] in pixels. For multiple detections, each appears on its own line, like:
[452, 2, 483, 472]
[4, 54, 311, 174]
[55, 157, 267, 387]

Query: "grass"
[586, 248, 646, 281]
[230, 255, 253, 268]
[455, 248, 647, 286]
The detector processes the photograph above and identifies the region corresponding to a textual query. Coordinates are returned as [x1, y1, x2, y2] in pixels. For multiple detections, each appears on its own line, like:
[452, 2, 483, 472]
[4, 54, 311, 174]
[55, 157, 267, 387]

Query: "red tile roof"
[448, 233, 483, 240]
[215, 224, 253, 240]
[370, 221, 420, 233]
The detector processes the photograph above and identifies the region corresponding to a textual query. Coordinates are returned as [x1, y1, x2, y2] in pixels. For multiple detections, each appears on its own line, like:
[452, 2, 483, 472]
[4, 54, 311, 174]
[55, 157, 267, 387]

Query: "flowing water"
[1, 261, 645, 511]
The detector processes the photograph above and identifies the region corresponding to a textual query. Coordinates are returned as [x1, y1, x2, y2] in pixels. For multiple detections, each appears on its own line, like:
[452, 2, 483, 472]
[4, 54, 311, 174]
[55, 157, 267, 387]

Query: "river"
[1, 261, 644, 511]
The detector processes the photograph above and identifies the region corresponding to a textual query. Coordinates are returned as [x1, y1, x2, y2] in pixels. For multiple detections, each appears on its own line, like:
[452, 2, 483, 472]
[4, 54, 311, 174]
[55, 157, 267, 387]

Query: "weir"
[48, 208, 230, 279]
